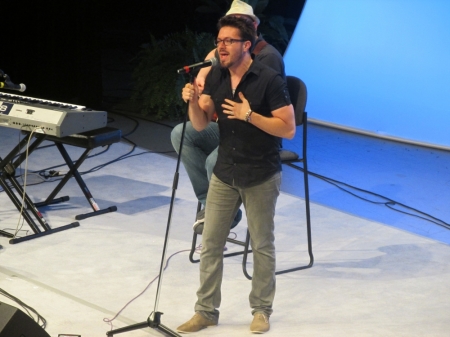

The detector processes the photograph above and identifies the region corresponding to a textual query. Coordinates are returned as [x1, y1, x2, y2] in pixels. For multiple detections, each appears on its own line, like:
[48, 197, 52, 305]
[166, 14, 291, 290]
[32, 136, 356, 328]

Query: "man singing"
[177, 15, 295, 334]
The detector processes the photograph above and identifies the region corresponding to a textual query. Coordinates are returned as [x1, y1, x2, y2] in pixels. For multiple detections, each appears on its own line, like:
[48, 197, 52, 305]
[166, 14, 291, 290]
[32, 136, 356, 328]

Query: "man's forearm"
[248, 111, 296, 139]
[188, 101, 210, 131]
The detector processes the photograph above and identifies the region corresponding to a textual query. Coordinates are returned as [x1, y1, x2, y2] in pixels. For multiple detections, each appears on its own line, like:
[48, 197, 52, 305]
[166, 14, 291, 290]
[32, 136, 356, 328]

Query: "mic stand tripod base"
[106, 312, 181, 337]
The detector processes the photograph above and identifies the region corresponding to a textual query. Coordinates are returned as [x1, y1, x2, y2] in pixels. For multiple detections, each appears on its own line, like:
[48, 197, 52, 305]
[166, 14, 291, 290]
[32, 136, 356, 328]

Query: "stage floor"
[1, 118, 449, 336]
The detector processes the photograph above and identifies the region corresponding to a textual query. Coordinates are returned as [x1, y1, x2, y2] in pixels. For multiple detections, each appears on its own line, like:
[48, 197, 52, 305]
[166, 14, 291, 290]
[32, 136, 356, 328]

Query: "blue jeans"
[170, 122, 220, 206]
[194, 172, 281, 319]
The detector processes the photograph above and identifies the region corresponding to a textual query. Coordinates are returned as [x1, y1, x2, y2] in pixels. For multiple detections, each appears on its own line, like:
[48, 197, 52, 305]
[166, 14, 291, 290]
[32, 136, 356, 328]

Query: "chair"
[189, 75, 313, 279]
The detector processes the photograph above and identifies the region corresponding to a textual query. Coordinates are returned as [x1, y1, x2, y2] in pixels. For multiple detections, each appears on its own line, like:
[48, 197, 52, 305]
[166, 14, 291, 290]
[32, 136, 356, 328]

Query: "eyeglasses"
[214, 38, 245, 46]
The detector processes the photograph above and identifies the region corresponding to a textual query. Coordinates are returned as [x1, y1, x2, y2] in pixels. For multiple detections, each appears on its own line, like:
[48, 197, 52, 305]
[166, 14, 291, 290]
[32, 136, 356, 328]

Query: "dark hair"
[217, 15, 256, 50]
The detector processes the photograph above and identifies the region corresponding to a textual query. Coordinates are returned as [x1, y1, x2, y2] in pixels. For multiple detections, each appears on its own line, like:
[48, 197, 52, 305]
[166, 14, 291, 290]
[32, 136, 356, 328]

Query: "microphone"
[177, 57, 218, 74]
[0, 81, 26, 92]
[0, 72, 26, 92]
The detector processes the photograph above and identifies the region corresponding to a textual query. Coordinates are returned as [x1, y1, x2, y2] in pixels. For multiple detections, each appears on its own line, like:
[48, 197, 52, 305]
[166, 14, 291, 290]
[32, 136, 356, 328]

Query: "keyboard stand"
[0, 136, 79, 244]
[0, 127, 121, 244]
[33, 127, 122, 221]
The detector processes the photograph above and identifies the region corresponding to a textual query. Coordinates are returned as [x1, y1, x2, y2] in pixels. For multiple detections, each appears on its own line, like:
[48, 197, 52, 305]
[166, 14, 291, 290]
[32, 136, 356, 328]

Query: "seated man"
[170, 0, 286, 234]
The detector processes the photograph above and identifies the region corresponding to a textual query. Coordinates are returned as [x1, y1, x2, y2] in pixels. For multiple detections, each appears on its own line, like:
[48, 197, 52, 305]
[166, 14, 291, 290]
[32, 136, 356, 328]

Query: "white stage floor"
[1, 124, 450, 337]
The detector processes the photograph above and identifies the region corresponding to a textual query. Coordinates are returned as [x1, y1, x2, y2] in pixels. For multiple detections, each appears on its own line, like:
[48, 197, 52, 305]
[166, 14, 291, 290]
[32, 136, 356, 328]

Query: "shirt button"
[233, 147, 235, 151]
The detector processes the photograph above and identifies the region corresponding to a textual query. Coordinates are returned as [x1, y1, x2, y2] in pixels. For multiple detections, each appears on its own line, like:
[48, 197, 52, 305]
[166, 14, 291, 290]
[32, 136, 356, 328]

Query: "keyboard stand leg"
[35, 143, 117, 220]
[9, 222, 80, 244]
[0, 175, 44, 234]
[1, 147, 80, 244]
[0, 170, 80, 244]
[0, 229, 13, 238]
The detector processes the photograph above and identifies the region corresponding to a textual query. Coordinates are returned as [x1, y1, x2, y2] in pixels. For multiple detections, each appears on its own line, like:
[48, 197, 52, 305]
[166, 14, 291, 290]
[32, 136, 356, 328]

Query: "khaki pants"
[194, 172, 281, 320]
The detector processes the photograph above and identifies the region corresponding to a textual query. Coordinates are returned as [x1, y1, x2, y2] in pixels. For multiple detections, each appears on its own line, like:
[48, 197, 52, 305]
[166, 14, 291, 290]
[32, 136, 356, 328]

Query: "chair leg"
[241, 170, 313, 280]
[188, 202, 203, 263]
[190, 154, 314, 279]
[242, 120, 314, 279]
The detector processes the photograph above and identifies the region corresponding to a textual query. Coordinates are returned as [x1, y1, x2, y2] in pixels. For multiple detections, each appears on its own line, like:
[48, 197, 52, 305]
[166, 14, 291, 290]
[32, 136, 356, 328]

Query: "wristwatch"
[244, 109, 253, 122]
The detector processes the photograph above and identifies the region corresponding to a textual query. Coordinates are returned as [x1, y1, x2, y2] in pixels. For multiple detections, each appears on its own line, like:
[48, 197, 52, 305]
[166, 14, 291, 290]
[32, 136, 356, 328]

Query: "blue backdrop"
[283, 0, 450, 150]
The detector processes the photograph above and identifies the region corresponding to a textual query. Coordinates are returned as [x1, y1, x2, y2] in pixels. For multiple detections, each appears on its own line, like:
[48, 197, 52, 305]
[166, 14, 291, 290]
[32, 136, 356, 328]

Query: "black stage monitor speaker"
[0, 301, 51, 337]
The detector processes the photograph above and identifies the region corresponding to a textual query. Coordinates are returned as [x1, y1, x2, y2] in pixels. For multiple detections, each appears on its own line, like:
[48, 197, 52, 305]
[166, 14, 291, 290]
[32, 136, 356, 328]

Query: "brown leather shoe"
[250, 313, 270, 334]
[176, 312, 218, 334]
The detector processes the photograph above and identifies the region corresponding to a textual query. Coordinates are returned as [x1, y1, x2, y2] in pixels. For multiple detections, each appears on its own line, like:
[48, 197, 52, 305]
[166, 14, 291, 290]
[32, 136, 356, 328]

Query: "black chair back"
[286, 75, 307, 126]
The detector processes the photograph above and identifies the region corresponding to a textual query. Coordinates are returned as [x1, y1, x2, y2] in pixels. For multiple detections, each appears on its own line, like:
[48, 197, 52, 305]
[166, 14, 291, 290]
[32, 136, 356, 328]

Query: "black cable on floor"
[287, 162, 450, 230]
[0, 288, 47, 329]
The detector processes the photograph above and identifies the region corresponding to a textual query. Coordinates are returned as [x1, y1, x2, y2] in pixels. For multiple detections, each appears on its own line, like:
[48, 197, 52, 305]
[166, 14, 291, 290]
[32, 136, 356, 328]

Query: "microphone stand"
[106, 74, 194, 337]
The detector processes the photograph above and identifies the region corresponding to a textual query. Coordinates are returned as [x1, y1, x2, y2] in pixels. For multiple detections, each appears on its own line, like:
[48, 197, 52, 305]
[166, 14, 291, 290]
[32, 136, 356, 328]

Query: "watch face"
[245, 110, 252, 122]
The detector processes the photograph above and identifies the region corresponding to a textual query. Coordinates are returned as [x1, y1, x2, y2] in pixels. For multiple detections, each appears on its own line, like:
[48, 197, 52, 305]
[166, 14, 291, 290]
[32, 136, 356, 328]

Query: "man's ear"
[243, 40, 252, 52]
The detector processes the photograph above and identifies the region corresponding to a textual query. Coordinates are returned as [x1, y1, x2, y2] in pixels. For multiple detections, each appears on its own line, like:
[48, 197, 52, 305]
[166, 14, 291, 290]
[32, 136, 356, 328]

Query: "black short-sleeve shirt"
[203, 60, 291, 188]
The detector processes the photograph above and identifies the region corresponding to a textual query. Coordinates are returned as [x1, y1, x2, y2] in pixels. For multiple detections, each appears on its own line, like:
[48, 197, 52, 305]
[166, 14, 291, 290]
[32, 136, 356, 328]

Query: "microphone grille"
[210, 57, 218, 67]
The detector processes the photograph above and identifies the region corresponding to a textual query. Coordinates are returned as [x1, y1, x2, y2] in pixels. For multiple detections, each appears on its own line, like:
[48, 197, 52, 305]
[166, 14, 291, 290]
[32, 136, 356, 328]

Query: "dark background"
[1, 1, 304, 111]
